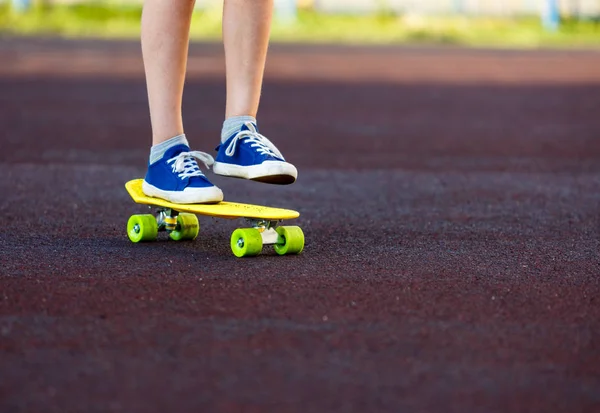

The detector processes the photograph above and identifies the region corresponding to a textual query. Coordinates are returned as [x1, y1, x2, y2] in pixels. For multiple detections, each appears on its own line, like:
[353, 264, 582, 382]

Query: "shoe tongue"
[240, 122, 258, 133]
[164, 144, 191, 158]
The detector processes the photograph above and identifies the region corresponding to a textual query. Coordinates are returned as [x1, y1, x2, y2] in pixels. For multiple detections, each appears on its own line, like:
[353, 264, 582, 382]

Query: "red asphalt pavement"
[0, 37, 599, 412]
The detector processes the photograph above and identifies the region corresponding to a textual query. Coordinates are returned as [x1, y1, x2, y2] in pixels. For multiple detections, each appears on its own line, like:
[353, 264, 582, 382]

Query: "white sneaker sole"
[213, 160, 298, 185]
[142, 181, 223, 204]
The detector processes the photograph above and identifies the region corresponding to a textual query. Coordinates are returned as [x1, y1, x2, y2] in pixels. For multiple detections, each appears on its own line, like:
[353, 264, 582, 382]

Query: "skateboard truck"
[245, 219, 283, 246]
[156, 208, 179, 232]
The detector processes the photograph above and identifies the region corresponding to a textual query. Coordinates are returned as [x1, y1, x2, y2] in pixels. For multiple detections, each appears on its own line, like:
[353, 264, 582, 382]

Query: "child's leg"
[222, 0, 273, 118]
[141, 0, 223, 204]
[142, 0, 194, 145]
[214, 0, 297, 185]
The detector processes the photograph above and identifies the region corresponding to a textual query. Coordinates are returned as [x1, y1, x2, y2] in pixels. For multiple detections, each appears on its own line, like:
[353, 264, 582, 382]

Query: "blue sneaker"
[142, 144, 223, 204]
[213, 122, 297, 185]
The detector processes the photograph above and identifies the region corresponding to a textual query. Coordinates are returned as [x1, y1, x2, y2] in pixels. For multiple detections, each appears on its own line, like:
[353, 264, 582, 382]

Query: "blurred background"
[1, 0, 599, 48]
[2, 0, 600, 411]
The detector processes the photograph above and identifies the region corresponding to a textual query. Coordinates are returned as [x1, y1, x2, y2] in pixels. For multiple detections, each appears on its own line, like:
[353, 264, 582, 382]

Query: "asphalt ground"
[0, 37, 599, 412]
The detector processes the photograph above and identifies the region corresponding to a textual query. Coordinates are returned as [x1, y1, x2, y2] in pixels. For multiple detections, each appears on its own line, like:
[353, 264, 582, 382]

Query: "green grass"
[1, 2, 599, 48]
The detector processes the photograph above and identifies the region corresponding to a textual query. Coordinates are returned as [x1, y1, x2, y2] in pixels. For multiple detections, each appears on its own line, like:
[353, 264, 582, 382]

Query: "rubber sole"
[213, 161, 297, 185]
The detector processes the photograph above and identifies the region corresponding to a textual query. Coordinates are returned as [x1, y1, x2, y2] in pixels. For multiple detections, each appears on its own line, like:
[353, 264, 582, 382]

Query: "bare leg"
[212, 0, 297, 185]
[222, 0, 274, 118]
[141, 0, 195, 145]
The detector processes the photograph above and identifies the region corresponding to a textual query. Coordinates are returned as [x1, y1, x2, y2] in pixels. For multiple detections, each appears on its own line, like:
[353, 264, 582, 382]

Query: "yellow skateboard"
[125, 179, 304, 257]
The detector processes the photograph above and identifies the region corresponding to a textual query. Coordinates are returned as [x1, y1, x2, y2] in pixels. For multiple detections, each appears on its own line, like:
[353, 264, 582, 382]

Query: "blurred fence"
[315, 0, 599, 18]
[4, 0, 600, 18]
[4, 0, 599, 33]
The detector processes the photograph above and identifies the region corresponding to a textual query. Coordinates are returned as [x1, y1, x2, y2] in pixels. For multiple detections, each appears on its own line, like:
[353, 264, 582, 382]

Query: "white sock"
[221, 116, 256, 143]
[149, 134, 189, 165]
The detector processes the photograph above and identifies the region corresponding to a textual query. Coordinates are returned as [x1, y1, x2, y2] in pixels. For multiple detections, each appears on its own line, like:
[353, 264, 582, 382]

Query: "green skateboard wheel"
[230, 228, 263, 257]
[127, 214, 158, 243]
[169, 213, 199, 241]
[274, 226, 304, 255]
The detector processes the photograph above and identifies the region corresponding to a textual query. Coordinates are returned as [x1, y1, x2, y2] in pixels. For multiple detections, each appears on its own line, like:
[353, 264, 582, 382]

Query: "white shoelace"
[224, 122, 285, 160]
[167, 151, 215, 179]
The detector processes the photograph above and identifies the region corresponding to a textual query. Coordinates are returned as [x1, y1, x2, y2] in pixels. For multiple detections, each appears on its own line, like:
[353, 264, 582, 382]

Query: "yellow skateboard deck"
[125, 179, 304, 257]
[125, 179, 299, 220]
